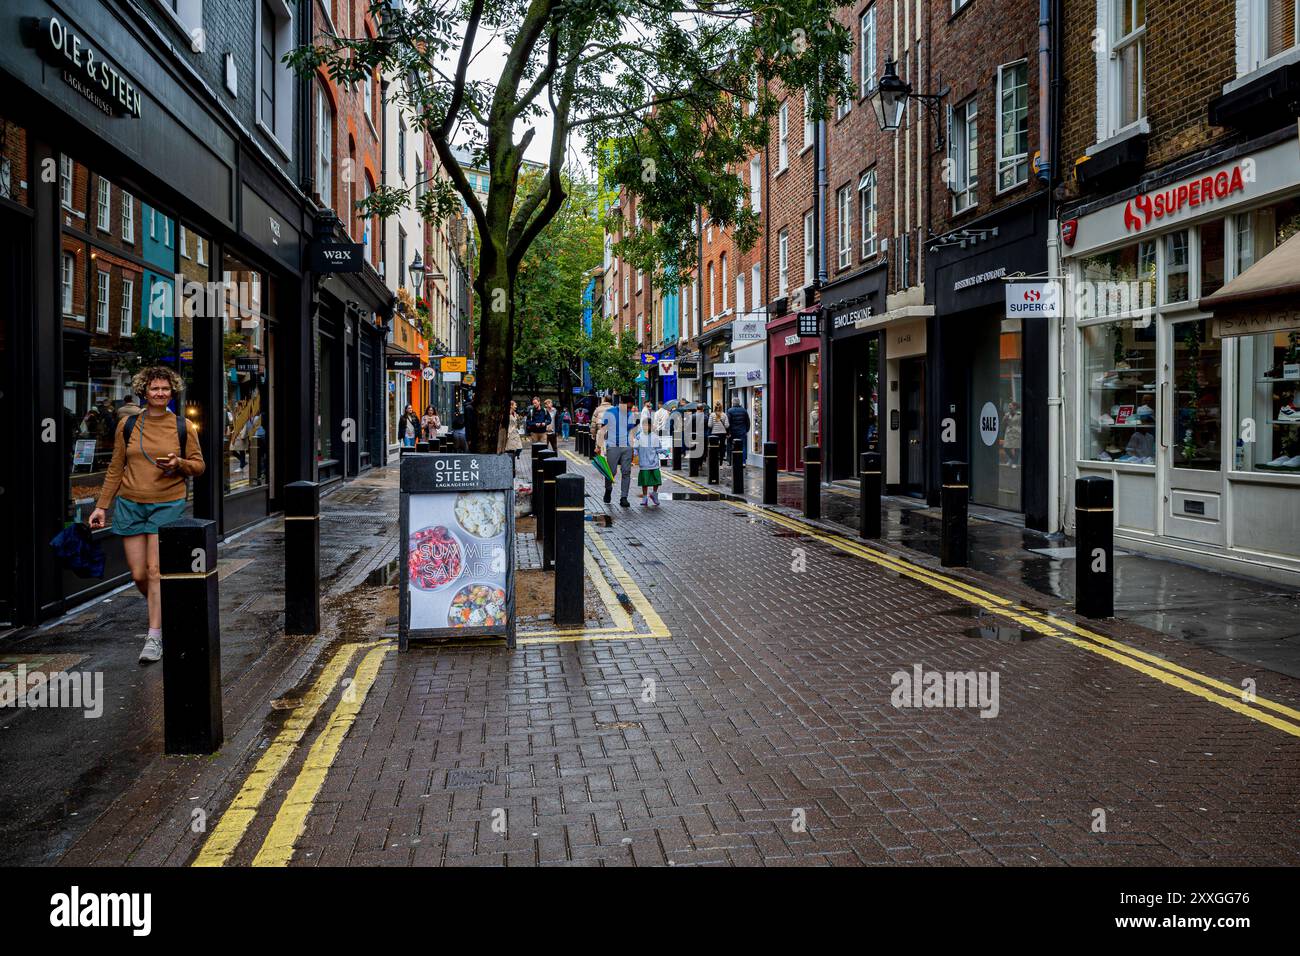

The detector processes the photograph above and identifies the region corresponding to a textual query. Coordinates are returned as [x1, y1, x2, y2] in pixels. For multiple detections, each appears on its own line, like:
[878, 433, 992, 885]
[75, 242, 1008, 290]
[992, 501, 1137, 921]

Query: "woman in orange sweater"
[88, 366, 205, 664]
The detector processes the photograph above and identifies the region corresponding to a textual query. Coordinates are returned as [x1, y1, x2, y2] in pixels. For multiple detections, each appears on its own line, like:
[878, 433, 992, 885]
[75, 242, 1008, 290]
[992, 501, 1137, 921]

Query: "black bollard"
[159, 518, 223, 754]
[284, 481, 320, 635]
[803, 445, 821, 519]
[416, 440, 429, 453]
[731, 438, 745, 495]
[940, 460, 969, 568]
[859, 452, 882, 540]
[763, 441, 778, 505]
[540, 456, 566, 571]
[534, 450, 556, 541]
[672, 430, 683, 471]
[440, 436, 453, 452]
[707, 435, 720, 485]
[530, 442, 548, 489]
[688, 420, 703, 478]
[554, 474, 586, 626]
[1075, 476, 1115, 618]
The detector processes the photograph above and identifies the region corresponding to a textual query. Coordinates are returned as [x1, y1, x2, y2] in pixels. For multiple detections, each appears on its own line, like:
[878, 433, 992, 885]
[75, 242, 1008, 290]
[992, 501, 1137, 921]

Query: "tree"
[289, 1, 852, 452]
[585, 320, 641, 397]
[510, 171, 602, 397]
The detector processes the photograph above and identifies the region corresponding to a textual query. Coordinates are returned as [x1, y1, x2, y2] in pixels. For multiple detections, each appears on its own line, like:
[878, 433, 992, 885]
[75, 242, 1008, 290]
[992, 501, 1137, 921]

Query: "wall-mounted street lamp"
[868, 60, 949, 147]
[407, 251, 425, 292]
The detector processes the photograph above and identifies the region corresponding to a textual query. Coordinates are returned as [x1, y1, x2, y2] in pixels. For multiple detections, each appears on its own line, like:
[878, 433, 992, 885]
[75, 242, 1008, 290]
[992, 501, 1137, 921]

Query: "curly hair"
[132, 365, 183, 397]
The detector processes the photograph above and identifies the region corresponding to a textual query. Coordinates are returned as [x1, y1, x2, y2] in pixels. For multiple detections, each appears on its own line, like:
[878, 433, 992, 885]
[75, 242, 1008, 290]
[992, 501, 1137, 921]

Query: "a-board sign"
[399, 453, 515, 649]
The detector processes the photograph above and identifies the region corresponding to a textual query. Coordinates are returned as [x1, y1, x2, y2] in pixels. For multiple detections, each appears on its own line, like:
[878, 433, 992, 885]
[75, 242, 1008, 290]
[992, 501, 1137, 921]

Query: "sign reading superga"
[1123, 161, 1248, 232]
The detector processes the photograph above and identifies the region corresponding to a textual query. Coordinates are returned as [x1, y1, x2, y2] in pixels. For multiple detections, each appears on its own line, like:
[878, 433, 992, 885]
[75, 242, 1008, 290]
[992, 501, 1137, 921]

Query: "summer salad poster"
[407, 490, 508, 631]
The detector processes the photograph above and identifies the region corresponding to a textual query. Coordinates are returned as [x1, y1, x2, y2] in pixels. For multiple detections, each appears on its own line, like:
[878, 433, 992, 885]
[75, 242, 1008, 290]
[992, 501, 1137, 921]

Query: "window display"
[222, 253, 270, 493]
[1076, 240, 1155, 319]
[1171, 319, 1221, 470]
[1236, 330, 1300, 472]
[1081, 319, 1157, 463]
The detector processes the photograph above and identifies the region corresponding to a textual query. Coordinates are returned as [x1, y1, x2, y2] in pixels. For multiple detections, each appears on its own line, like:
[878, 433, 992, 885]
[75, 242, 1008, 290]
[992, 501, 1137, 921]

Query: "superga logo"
[1123, 162, 1248, 232]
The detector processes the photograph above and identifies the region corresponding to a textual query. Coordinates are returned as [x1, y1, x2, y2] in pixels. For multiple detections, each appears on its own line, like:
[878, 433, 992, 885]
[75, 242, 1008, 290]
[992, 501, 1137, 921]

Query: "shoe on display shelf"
[1098, 414, 1115, 425]
[1276, 404, 1300, 423]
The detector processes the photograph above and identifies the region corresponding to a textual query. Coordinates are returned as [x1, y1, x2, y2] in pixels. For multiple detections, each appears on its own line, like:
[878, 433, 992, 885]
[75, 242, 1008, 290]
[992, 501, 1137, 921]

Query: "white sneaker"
[1277, 404, 1300, 423]
[139, 634, 162, 664]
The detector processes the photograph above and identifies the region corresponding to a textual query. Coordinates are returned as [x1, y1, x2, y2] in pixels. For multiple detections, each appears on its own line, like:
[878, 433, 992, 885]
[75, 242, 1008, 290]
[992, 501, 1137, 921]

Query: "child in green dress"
[632, 417, 662, 508]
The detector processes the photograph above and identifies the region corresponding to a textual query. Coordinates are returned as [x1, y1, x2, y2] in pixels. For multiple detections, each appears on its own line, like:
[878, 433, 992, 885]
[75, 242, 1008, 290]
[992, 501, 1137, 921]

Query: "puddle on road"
[939, 605, 1042, 643]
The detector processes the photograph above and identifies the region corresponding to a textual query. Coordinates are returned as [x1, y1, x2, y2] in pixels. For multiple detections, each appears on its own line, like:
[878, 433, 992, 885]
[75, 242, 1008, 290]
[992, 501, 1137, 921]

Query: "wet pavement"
[710, 462, 1300, 680]
[0, 468, 400, 866]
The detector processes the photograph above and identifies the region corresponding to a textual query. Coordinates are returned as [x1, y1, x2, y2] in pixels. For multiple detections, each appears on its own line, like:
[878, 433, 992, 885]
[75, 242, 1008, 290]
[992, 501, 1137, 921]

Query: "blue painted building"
[140, 203, 175, 336]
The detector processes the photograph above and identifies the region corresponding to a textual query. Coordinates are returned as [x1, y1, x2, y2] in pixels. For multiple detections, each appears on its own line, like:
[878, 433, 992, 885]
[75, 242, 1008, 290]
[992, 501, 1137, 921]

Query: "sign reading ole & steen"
[25, 17, 144, 118]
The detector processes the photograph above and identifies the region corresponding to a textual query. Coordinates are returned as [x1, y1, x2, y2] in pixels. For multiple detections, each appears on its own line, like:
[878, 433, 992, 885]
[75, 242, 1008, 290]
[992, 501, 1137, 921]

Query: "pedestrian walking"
[561, 407, 572, 440]
[398, 404, 420, 447]
[86, 366, 205, 664]
[525, 396, 548, 444]
[633, 417, 662, 507]
[652, 403, 669, 437]
[709, 402, 729, 441]
[500, 400, 525, 472]
[597, 396, 637, 507]
[726, 395, 751, 465]
[421, 405, 440, 440]
[544, 399, 559, 453]
[450, 404, 468, 450]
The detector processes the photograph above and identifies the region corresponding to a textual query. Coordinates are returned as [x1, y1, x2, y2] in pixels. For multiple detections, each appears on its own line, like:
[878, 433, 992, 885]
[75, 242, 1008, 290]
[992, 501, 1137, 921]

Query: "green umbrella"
[592, 454, 615, 482]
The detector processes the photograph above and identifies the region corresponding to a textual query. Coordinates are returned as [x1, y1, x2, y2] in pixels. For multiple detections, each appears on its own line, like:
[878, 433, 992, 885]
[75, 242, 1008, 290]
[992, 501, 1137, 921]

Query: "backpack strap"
[123, 412, 188, 456]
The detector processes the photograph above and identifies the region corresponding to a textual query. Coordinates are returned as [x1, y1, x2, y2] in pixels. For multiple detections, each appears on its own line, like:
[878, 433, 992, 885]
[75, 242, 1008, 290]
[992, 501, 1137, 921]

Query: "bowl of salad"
[446, 583, 508, 627]
[454, 491, 506, 539]
[408, 525, 464, 591]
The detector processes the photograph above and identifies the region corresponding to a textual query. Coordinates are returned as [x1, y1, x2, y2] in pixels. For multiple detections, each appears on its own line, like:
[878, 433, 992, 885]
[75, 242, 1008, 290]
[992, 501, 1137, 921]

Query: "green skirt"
[637, 467, 662, 487]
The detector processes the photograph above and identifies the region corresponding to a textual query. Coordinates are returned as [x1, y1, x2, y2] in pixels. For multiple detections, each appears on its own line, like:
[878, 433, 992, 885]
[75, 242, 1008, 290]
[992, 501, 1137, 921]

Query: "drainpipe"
[1042, 0, 1062, 534]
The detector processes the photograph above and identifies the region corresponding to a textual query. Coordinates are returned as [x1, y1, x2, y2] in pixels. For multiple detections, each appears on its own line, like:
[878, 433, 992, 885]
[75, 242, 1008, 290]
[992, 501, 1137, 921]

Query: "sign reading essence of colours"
[27, 17, 143, 118]
[1123, 161, 1248, 233]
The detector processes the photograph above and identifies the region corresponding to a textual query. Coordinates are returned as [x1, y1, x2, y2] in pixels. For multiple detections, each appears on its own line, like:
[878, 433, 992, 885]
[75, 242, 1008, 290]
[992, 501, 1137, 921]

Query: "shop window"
[1077, 241, 1155, 319]
[950, 97, 978, 213]
[1236, 329, 1300, 472]
[96, 179, 112, 231]
[859, 169, 878, 258]
[1080, 319, 1157, 464]
[971, 319, 1024, 511]
[222, 253, 270, 494]
[1163, 230, 1190, 304]
[996, 61, 1029, 192]
[0, 116, 31, 206]
[1200, 220, 1225, 297]
[1172, 319, 1221, 471]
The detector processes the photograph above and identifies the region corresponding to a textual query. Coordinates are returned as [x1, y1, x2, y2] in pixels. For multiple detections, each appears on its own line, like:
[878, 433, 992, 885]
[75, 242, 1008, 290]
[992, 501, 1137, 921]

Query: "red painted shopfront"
[768, 309, 822, 472]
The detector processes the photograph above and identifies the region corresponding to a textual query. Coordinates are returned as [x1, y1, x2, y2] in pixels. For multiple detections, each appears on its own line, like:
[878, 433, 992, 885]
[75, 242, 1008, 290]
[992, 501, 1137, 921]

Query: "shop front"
[1, 2, 315, 623]
[927, 195, 1050, 527]
[767, 307, 822, 471]
[698, 326, 731, 411]
[822, 266, 886, 481]
[1063, 133, 1300, 579]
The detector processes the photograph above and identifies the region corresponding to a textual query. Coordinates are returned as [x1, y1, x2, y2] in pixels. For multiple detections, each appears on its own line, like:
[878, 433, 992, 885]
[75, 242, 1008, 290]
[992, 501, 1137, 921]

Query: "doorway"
[1162, 317, 1225, 545]
[899, 357, 925, 495]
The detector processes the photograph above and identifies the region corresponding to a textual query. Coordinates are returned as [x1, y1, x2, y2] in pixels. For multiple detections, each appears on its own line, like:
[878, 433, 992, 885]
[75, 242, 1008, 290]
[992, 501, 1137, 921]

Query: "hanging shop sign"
[400, 454, 516, 649]
[386, 354, 421, 371]
[26, 17, 143, 118]
[658, 360, 676, 376]
[310, 241, 364, 273]
[712, 363, 760, 381]
[440, 356, 468, 374]
[732, 318, 765, 343]
[640, 351, 661, 366]
[463, 373, 476, 386]
[797, 309, 821, 337]
[677, 359, 700, 379]
[421, 366, 436, 381]
[1005, 281, 1062, 318]
[443, 372, 463, 383]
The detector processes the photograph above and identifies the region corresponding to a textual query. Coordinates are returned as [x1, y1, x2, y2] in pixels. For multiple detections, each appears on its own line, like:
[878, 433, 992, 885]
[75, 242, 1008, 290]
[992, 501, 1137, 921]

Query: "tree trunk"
[472, 239, 513, 455]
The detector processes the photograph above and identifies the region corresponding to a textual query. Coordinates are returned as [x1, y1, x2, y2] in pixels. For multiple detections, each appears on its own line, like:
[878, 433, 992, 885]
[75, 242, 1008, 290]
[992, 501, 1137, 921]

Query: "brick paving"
[268, 449, 1300, 867]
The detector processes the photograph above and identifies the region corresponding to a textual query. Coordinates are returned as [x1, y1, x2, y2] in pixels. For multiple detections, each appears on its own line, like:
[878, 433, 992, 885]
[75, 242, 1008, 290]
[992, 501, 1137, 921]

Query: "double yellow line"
[666, 471, 1300, 739]
[193, 640, 394, 867]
